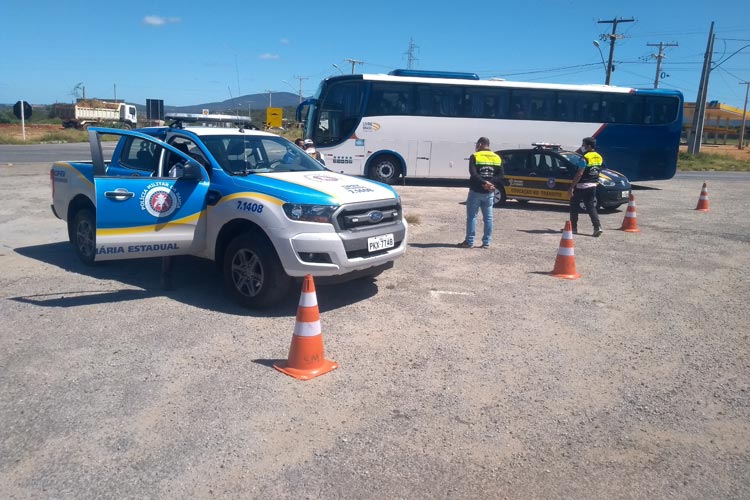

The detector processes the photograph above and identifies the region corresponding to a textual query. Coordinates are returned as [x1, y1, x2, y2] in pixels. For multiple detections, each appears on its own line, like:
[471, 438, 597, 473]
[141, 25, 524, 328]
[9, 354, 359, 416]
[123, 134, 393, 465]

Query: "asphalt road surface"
[1, 160, 749, 500]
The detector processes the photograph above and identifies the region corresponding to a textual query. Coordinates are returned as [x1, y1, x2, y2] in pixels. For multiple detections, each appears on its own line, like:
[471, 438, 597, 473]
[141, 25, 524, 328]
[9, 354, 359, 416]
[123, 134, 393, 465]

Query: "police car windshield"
[560, 152, 588, 169]
[201, 135, 326, 176]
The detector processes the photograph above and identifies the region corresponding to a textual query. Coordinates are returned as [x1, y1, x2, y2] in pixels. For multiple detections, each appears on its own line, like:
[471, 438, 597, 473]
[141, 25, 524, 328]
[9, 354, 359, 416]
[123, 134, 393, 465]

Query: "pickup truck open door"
[89, 129, 210, 261]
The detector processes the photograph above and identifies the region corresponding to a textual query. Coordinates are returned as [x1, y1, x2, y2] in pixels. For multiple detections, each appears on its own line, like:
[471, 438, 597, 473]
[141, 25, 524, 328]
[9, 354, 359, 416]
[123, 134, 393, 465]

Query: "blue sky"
[2, 1, 749, 109]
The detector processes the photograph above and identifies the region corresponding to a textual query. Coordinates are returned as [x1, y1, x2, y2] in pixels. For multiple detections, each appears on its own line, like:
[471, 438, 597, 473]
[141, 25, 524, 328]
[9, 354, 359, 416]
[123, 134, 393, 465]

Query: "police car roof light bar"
[165, 113, 254, 130]
[532, 142, 562, 151]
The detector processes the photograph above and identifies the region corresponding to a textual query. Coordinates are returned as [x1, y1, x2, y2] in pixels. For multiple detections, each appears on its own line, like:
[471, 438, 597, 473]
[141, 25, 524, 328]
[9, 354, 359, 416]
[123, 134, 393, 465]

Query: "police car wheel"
[369, 155, 401, 185]
[223, 234, 290, 308]
[493, 187, 507, 207]
[71, 209, 97, 265]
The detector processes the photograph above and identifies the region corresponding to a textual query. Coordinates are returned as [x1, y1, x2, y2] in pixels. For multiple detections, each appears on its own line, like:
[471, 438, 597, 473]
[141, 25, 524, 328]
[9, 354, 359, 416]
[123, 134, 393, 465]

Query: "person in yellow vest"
[567, 136, 603, 237]
[457, 137, 503, 249]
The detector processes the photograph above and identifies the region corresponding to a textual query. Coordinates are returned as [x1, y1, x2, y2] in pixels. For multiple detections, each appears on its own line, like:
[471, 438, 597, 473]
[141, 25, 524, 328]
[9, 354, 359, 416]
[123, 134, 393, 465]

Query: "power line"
[487, 62, 603, 78]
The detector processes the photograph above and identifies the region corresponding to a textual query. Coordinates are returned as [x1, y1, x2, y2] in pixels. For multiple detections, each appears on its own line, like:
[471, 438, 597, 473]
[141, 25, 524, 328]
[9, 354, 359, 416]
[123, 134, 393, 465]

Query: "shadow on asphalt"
[409, 242, 463, 249]
[12, 242, 379, 317]
[516, 228, 562, 235]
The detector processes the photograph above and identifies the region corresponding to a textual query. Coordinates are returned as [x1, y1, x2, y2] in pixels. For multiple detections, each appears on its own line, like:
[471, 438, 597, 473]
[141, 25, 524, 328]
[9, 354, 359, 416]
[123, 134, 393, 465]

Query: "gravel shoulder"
[1, 164, 749, 499]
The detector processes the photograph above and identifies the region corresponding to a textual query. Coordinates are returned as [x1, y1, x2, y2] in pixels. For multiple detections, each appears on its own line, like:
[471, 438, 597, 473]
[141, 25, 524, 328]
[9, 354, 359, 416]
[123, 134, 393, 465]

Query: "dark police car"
[494, 143, 631, 211]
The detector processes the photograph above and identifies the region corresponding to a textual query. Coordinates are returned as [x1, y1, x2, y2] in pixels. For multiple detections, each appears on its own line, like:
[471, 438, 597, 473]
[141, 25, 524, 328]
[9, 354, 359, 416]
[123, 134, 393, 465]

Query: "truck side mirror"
[181, 160, 203, 181]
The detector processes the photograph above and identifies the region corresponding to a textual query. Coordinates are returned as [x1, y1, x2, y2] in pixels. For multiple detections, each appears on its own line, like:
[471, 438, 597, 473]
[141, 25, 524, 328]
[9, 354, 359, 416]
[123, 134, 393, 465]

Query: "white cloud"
[144, 15, 181, 26]
[280, 38, 290, 45]
[259, 53, 280, 60]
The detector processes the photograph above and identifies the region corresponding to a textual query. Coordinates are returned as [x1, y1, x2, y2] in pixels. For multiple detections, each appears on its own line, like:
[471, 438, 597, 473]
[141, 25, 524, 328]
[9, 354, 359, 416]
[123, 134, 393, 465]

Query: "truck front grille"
[334, 201, 402, 231]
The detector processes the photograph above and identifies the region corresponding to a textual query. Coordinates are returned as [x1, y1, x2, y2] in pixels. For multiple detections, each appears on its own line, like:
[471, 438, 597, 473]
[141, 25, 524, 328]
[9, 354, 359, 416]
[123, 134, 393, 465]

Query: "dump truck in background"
[52, 99, 137, 130]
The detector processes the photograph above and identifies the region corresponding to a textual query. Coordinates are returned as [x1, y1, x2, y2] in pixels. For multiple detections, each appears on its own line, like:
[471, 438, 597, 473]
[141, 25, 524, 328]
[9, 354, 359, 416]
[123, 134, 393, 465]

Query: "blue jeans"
[465, 189, 494, 246]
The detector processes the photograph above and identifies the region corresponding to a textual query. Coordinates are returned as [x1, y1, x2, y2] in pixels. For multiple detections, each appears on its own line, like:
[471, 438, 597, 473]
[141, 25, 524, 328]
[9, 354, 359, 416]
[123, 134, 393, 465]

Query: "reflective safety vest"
[473, 150, 502, 181]
[581, 151, 603, 183]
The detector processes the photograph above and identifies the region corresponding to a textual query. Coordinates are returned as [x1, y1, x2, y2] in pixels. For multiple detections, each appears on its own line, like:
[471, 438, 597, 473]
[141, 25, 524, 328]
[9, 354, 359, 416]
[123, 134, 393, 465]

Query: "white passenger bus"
[298, 69, 683, 183]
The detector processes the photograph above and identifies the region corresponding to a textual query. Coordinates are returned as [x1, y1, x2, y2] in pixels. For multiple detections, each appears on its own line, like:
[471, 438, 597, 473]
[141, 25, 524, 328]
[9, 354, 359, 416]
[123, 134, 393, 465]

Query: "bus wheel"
[493, 187, 507, 207]
[369, 155, 401, 185]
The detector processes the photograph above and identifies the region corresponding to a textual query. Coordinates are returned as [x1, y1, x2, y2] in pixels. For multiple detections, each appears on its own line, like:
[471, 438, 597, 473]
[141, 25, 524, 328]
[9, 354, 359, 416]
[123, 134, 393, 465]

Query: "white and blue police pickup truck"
[50, 114, 407, 308]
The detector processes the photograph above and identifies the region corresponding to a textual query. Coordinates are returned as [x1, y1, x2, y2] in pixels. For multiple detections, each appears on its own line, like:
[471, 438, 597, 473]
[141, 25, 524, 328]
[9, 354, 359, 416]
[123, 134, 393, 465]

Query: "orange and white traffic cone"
[274, 275, 338, 380]
[551, 221, 581, 280]
[619, 193, 640, 233]
[695, 182, 709, 211]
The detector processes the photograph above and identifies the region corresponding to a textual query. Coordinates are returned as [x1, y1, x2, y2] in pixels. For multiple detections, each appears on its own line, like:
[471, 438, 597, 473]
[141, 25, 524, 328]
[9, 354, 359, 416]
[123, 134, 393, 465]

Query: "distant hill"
[1, 92, 303, 114]
[163, 92, 302, 114]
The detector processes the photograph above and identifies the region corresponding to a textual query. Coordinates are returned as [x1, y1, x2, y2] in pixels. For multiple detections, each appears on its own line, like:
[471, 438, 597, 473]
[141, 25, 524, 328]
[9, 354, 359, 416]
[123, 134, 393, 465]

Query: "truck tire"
[71, 209, 97, 265]
[223, 234, 290, 308]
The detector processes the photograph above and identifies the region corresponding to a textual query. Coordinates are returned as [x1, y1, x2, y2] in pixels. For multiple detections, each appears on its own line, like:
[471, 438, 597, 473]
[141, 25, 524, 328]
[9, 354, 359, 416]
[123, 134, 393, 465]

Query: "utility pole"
[294, 75, 308, 104]
[344, 58, 364, 74]
[265, 89, 272, 108]
[647, 41, 678, 88]
[739, 81, 750, 150]
[598, 17, 635, 85]
[405, 37, 419, 69]
[688, 22, 715, 155]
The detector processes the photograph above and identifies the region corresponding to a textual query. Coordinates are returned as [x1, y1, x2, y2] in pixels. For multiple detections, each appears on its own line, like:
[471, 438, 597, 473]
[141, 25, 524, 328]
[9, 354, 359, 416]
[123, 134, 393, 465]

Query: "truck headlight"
[283, 203, 338, 223]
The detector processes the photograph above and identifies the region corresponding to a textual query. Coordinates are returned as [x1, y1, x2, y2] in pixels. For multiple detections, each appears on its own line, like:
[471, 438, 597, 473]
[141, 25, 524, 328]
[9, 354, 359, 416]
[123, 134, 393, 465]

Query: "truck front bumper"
[274, 221, 408, 278]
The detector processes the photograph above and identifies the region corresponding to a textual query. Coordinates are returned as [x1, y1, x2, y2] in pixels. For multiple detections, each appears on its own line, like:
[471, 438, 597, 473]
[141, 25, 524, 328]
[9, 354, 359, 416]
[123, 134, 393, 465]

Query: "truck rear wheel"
[71, 209, 97, 265]
[223, 234, 290, 308]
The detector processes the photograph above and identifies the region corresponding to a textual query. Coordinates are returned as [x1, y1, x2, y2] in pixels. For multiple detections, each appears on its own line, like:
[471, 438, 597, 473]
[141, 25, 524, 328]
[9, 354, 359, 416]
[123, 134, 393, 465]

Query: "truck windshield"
[201, 135, 327, 176]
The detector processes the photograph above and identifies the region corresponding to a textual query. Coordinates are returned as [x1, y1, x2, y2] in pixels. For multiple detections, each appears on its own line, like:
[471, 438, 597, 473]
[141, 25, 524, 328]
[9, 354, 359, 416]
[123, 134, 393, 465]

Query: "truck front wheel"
[71, 209, 97, 265]
[223, 234, 290, 308]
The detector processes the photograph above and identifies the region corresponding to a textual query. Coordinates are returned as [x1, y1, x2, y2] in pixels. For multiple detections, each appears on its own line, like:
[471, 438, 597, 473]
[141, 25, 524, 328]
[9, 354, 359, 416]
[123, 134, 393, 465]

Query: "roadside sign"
[13, 100, 30, 141]
[146, 99, 164, 121]
[13, 100, 32, 120]
[266, 107, 282, 128]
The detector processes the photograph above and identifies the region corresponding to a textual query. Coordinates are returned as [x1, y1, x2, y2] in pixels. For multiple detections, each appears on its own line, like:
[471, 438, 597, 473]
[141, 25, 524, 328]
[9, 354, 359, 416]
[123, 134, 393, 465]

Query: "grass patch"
[38, 129, 89, 143]
[405, 213, 421, 224]
[677, 152, 750, 172]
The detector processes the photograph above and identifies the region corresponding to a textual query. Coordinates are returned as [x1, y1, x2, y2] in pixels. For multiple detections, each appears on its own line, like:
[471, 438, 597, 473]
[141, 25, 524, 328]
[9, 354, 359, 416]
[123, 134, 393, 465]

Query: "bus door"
[428, 141, 462, 177]
[407, 140, 431, 177]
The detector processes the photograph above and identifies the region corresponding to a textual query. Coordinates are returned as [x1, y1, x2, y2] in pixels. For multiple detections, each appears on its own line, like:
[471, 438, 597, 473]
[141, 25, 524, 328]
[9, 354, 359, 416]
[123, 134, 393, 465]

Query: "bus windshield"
[308, 79, 365, 148]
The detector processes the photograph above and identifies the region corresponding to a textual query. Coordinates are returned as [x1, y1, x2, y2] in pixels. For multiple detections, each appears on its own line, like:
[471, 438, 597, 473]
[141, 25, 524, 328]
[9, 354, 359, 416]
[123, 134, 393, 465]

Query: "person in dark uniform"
[457, 137, 503, 249]
[568, 136, 603, 237]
